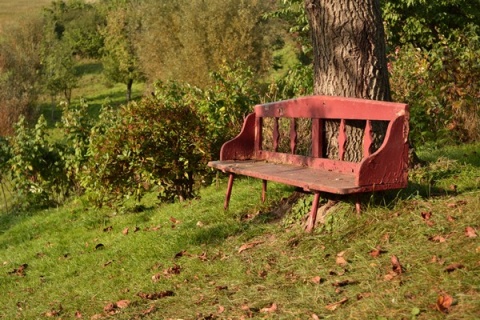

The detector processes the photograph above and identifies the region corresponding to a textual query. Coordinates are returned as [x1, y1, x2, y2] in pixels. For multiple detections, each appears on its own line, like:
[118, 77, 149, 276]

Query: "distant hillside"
[0, 0, 51, 28]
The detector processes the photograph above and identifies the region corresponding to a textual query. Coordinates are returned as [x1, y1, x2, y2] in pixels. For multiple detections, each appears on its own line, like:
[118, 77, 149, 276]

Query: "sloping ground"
[0, 143, 479, 319]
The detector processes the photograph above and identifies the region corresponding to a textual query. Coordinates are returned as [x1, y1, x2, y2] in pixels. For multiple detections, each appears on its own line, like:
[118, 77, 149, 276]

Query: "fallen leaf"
[332, 279, 358, 287]
[174, 250, 187, 259]
[436, 294, 453, 313]
[325, 297, 348, 311]
[391, 255, 404, 275]
[430, 235, 446, 243]
[217, 305, 225, 314]
[421, 211, 434, 226]
[336, 252, 348, 266]
[311, 276, 322, 284]
[9, 264, 28, 277]
[260, 303, 277, 313]
[238, 240, 264, 253]
[444, 263, 465, 273]
[163, 264, 181, 276]
[103, 226, 113, 232]
[122, 228, 129, 235]
[169, 216, 180, 224]
[151, 273, 161, 282]
[465, 226, 477, 238]
[116, 300, 130, 309]
[75, 310, 82, 318]
[137, 291, 174, 300]
[369, 246, 384, 258]
[142, 305, 156, 315]
[312, 313, 320, 320]
[103, 303, 116, 313]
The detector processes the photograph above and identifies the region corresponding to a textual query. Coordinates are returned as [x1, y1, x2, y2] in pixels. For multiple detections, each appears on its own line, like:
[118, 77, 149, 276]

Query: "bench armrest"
[220, 113, 256, 161]
[357, 114, 409, 188]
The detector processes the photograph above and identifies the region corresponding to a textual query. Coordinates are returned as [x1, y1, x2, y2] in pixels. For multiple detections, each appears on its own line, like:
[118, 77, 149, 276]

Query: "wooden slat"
[255, 116, 262, 152]
[338, 119, 346, 161]
[273, 117, 279, 152]
[311, 118, 323, 158]
[363, 120, 373, 157]
[256, 96, 407, 121]
[290, 118, 297, 154]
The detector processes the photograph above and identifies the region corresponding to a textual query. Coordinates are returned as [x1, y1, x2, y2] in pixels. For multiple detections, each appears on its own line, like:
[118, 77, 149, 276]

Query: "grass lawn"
[1, 143, 479, 319]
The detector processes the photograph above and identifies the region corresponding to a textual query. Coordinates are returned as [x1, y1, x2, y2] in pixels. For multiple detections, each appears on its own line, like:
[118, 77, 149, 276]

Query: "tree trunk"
[126, 78, 133, 102]
[305, 0, 391, 160]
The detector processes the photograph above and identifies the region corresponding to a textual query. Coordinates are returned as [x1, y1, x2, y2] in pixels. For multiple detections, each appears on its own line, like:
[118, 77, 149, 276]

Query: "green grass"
[1, 143, 479, 319]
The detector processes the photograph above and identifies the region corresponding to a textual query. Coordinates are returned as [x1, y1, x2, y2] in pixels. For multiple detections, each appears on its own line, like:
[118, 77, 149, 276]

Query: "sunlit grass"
[1, 143, 479, 319]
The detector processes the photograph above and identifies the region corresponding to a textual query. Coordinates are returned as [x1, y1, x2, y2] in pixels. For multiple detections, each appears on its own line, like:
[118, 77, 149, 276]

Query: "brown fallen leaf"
[75, 310, 82, 318]
[391, 255, 404, 275]
[103, 303, 116, 313]
[122, 227, 129, 235]
[421, 211, 434, 226]
[436, 294, 453, 313]
[369, 246, 385, 258]
[325, 297, 348, 311]
[10, 263, 28, 277]
[332, 279, 358, 287]
[311, 276, 322, 284]
[444, 263, 465, 273]
[169, 216, 181, 224]
[217, 305, 225, 314]
[465, 226, 477, 238]
[137, 291, 175, 300]
[142, 305, 156, 315]
[116, 300, 130, 309]
[430, 235, 446, 243]
[163, 264, 181, 276]
[103, 226, 113, 232]
[260, 303, 277, 313]
[336, 251, 348, 267]
[238, 240, 264, 253]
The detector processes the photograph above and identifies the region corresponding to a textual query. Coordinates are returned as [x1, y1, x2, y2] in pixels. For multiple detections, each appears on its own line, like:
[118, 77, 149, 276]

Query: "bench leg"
[306, 192, 321, 233]
[262, 180, 267, 203]
[224, 173, 235, 210]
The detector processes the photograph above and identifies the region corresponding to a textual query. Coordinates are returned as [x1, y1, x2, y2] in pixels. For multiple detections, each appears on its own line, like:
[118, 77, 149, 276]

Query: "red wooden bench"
[208, 95, 409, 232]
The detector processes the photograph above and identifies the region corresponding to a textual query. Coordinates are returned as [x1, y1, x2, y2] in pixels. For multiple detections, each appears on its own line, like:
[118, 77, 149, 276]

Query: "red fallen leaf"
[436, 294, 453, 313]
[116, 300, 130, 309]
[238, 240, 264, 253]
[260, 303, 277, 313]
[325, 297, 348, 311]
[465, 226, 477, 238]
[137, 291, 174, 300]
[122, 227, 129, 235]
[445, 263, 465, 273]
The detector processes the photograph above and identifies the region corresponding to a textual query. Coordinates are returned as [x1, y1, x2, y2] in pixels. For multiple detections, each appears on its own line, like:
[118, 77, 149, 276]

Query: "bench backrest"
[220, 95, 409, 179]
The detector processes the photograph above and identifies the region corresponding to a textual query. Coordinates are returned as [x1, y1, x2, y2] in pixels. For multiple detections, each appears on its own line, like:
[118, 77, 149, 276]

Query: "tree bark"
[305, 0, 391, 160]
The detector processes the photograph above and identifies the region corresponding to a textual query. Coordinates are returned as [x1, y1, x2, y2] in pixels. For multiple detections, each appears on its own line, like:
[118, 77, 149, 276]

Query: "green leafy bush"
[81, 81, 208, 207]
[9, 116, 69, 208]
[389, 25, 480, 145]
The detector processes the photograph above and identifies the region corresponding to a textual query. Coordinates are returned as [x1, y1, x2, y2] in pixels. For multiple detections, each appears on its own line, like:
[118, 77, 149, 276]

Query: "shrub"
[389, 25, 480, 145]
[8, 116, 69, 208]
[81, 81, 208, 207]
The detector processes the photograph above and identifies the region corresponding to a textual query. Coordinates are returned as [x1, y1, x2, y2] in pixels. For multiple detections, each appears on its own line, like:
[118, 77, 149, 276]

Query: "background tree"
[100, 2, 143, 102]
[305, 0, 391, 162]
[0, 18, 43, 135]
[136, 0, 277, 88]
